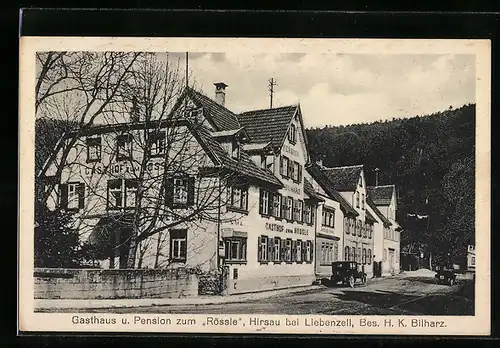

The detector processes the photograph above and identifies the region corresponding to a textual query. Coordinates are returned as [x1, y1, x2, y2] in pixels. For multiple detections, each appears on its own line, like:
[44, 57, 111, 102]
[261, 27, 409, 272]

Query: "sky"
[167, 52, 475, 128]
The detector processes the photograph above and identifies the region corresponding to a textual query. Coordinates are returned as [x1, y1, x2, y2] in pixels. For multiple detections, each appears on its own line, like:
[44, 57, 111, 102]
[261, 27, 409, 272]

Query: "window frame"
[149, 131, 166, 158]
[116, 133, 133, 161]
[170, 229, 187, 262]
[228, 185, 249, 213]
[86, 137, 102, 163]
[224, 237, 247, 264]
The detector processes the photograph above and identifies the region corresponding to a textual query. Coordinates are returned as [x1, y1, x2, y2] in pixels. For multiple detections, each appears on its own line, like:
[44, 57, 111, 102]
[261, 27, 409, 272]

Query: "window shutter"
[292, 240, 297, 262]
[298, 164, 302, 182]
[280, 156, 284, 175]
[259, 189, 264, 214]
[187, 176, 195, 206]
[309, 241, 314, 261]
[181, 230, 188, 259]
[268, 237, 274, 261]
[302, 241, 307, 261]
[257, 236, 262, 261]
[267, 192, 273, 215]
[165, 178, 174, 207]
[60, 184, 68, 210]
[77, 183, 85, 210]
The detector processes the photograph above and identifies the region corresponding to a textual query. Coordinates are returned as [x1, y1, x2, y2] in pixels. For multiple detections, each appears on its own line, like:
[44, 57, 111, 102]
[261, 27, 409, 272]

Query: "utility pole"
[185, 52, 189, 88]
[374, 168, 380, 186]
[268, 78, 277, 109]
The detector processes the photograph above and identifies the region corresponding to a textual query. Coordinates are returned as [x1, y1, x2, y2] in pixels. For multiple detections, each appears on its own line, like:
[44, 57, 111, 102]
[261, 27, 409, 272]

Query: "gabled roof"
[196, 126, 283, 188]
[237, 105, 298, 151]
[322, 164, 363, 192]
[303, 179, 325, 202]
[307, 164, 359, 217]
[365, 209, 377, 223]
[367, 185, 395, 206]
[179, 87, 241, 131]
[366, 197, 392, 227]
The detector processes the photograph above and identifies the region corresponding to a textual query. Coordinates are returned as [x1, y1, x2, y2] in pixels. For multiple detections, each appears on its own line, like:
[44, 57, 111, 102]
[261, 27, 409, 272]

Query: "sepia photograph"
[19, 38, 490, 335]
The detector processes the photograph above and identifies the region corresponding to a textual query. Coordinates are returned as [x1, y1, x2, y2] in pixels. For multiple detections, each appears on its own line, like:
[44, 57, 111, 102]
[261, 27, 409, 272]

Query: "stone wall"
[34, 268, 199, 299]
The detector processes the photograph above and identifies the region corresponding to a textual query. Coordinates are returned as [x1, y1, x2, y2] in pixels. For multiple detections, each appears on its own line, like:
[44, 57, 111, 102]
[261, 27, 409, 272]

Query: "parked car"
[331, 261, 367, 288]
[435, 268, 457, 285]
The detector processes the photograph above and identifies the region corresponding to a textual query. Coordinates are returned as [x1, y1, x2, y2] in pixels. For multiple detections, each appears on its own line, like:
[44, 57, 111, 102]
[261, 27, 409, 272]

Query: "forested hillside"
[306, 104, 475, 264]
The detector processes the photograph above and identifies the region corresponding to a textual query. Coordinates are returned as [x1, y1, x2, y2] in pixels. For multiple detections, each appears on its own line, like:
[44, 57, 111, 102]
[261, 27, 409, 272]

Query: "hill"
[306, 104, 475, 264]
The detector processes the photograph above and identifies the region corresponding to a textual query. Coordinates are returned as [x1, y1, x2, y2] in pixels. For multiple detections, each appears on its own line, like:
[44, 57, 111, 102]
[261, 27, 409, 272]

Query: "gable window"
[228, 186, 248, 212]
[170, 229, 187, 262]
[272, 193, 282, 218]
[166, 176, 195, 208]
[322, 208, 335, 228]
[86, 137, 102, 163]
[232, 140, 240, 160]
[288, 123, 297, 144]
[60, 182, 85, 211]
[259, 189, 270, 215]
[280, 156, 289, 178]
[361, 193, 365, 210]
[117, 134, 132, 160]
[289, 161, 296, 181]
[261, 155, 267, 169]
[149, 131, 166, 157]
[356, 191, 360, 208]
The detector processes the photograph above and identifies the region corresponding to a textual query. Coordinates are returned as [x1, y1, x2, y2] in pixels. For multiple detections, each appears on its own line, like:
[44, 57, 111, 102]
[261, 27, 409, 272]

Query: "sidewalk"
[35, 284, 323, 310]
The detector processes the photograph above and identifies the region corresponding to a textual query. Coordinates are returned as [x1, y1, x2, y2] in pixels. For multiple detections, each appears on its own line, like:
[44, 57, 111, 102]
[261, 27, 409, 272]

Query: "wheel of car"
[348, 275, 355, 288]
[362, 275, 367, 285]
[449, 278, 454, 286]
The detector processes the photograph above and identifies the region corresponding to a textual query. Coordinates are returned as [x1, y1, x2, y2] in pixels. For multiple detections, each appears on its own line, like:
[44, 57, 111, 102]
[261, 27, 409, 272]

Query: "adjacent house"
[367, 185, 403, 275]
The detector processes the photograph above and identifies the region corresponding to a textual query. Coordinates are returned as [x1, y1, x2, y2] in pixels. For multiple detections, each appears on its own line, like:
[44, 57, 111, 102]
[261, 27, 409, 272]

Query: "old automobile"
[330, 261, 367, 288]
[435, 268, 457, 286]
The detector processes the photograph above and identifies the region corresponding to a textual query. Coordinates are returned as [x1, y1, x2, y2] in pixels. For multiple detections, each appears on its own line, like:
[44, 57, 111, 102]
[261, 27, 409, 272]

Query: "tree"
[39, 52, 248, 269]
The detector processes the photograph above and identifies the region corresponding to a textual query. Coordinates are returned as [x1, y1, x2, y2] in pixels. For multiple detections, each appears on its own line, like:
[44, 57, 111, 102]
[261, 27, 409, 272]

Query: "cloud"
[183, 52, 475, 127]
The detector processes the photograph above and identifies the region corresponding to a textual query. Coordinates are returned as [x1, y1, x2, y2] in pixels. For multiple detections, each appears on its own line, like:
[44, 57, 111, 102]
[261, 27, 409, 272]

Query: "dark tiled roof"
[366, 197, 392, 226]
[365, 209, 377, 223]
[307, 164, 358, 217]
[304, 179, 324, 202]
[367, 185, 395, 206]
[196, 126, 283, 187]
[322, 165, 363, 192]
[237, 105, 297, 151]
[186, 87, 241, 131]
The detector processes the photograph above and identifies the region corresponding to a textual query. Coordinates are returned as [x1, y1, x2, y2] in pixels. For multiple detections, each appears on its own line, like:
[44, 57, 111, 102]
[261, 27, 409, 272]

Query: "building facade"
[40, 84, 317, 294]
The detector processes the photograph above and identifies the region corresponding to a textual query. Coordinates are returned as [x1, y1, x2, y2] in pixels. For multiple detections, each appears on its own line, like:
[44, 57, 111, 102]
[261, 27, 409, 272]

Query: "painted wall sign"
[282, 144, 300, 158]
[265, 222, 284, 232]
[283, 183, 302, 195]
[320, 226, 335, 234]
[84, 161, 164, 176]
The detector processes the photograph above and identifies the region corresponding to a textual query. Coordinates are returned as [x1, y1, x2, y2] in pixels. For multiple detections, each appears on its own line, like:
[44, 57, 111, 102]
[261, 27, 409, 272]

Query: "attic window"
[261, 154, 267, 169]
[232, 139, 240, 160]
[288, 124, 297, 144]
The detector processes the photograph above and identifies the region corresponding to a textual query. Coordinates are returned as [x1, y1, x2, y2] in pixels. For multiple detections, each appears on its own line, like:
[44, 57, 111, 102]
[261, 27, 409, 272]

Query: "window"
[471, 256, 475, 266]
[322, 208, 335, 228]
[272, 193, 282, 218]
[284, 197, 293, 220]
[274, 237, 281, 262]
[321, 242, 326, 264]
[261, 155, 267, 169]
[280, 156, 289, 178]
[291, 161, 299, 181]
[361, 193, 365, 210]
[149, 131, 166, 157]
[368, 224, 373, 239]
[259, 189, 270, 215]
[224, 237, 247, 263]
[285, 239, 292, 262]
[367, 249, 372, 264]
[291, 240, 297, 262]
[357, 247, 361, 263]
[258, 236, 269, 262]
[173, 178, 188, 205]
[334, 242, 339, 261]
[60, 182, 85, 211]
[232, 140, 240, 159]
[345, 246, 350, 261]
[297, 164, 302, 183]
[117, 134, 132, 160]
[362, 221, 367, 238]
[362, 248, 367, 264]
[304, 204, 312, 224]
[304, 240, 313, 263]
[170, 229, 187, 262]
[357, 220, 362, 236]
[352, 248, 356, 263]
[166, 176, 195, 208]
[344, 218, 349, 234]
[229, 186, 248, 211]
[107, 179, 138, 210]
[296, 239, 302, 262]
[356, 191, 360, 208]
[297, 200, 303, 222]
[288, 123, 297, 144]
[293, 200, 303, 222]
[87, 137, 102, 162]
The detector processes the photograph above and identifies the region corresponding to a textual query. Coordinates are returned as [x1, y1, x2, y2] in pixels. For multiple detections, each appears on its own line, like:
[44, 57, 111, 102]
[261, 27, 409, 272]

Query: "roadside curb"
[35, 285, 323, 310]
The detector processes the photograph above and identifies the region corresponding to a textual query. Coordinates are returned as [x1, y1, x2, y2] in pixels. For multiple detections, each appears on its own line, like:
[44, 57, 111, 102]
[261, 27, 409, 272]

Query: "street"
[39, 275, 475, 316]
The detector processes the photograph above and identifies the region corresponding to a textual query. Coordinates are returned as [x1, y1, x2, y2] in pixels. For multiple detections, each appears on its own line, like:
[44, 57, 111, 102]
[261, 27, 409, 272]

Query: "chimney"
[214, 82, 228, 106]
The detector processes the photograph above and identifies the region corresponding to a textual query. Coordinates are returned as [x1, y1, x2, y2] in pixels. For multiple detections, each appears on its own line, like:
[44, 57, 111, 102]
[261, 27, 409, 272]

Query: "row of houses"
[40, 83, 403, 294]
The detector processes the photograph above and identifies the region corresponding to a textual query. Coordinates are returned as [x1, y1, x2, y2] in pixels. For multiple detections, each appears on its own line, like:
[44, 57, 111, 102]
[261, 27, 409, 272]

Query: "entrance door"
[388, 249, 395, 274]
